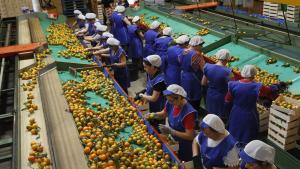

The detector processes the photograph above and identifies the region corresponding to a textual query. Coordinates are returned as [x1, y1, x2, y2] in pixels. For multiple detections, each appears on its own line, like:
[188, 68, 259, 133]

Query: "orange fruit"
[84, 147, 91, 154]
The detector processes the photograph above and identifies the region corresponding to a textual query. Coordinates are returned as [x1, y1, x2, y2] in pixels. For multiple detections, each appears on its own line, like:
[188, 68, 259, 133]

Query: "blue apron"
[180, 50, 203, 101]
[165, 45, 184, 86]
[228, 81, 262, 144]
[204, 63, 232, 118]
[77, 19, 86, 29]
[143, 29, 159, 58]
[86, 22, 96, 36]
[110, 47, 129, 92]
[153, 36, 173, 72]
[111, 13, 129, 45]
[167, 102, 197, 162]
[198, 132, 237, 169]
[110, 11, 118, 38]
[127, 24, 143, 59]
[146, 73, 165, 112]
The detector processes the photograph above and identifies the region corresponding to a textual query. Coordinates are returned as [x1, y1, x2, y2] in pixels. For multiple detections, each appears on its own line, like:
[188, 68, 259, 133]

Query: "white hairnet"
[77, 14, 85, 20]
[163, 84, 187, 98]
[241, 140, 275, 164]
[95, 23, 108, 32]
[101, 32, 114, 38]
[150, 21, 161, 29]
[107, 38, 120, 46]
[163, 27, 172, 36]
[216, 49, 230, 60]
[116, 5, 126, 13]
[144, 55, 162, 67]
[189, 36, 204, 46]
[175, 35, 189, 44]
[132, 16, 140, 23]
[202, 114, 225, 134]
[85, 13, 96, 19]
[241, 65, 257, 78]
[74, 10, 82, 15]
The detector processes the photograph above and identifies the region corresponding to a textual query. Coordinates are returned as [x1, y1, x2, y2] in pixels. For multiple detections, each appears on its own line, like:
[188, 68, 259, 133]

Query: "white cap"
[163, 84, 187, 98]
[132, 16, 140, 23]
[85, 13, 96, 19]
[150, 21, 161, 29]
[116, 5, 126, 13]
[201, 114, 225, 134]
[241, 65, 257, 78]
[216, 49, 230, 60]
[95, 23, 108, 32]
[175, 35, 189, 44]
[144, 55, 162, 67]
[189, 36, 204, 46]
[163, 27, 172, 36]
[74, 10, 82, 15]
[77, 14, 85, 20]
[107, 38, 120, 46]
[240, 140, 275, 164]
[101, 32, 114, 38]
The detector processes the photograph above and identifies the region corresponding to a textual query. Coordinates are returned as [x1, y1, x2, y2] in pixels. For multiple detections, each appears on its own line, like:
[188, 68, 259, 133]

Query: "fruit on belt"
[62, 69, 179, 168]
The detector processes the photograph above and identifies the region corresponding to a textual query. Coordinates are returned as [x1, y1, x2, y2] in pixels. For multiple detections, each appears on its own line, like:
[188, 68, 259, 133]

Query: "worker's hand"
[278, 81, 288, 91]
[159, 124, 174, 135]
[144, 112, 156, 120]
[139, 93, 146, 99]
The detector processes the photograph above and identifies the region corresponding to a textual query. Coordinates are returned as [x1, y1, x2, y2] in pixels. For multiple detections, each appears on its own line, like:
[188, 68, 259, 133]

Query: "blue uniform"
[165, 45, 184, 86]
[111, 13, 129, 45]
[204, 63, 232, 117]
[146, 73, 165, 112]
[227, 81, 262, 144]
[197, 132, 237, 169]
[110, 47, 129, 93]
[110, 11, 118, 38]
[153, 36, 173, 72]
[77, 19, 86, 29]
[127, 25, 143, 59]
[143, 29, 159, 58]
[180, 50, 203, 101]
[86, 22, 96, 36]
[166, 102, 197, 162]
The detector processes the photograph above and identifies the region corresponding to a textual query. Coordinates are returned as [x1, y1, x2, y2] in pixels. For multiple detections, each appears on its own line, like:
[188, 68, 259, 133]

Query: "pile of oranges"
[62, 69, 179, 169]
[47, 23, 89, 59]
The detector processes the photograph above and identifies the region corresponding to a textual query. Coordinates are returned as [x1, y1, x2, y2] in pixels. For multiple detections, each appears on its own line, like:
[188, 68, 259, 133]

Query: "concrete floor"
[128, 71, 147, 98]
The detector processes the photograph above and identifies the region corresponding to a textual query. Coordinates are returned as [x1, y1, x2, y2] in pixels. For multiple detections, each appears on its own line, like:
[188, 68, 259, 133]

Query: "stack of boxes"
[91, 0, 104, 23]
[257, 104, 270, 132]
[268, 95, 300, 150]
[263, 1, 300, 23]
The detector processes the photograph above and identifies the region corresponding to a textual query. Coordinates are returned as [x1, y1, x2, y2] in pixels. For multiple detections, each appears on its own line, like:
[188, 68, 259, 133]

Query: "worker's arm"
[201, 75, 208, 86]
[137, 31, 144, 40]
[123, 16, 131, 25]
[93, 48, 109, 55]
[142, 90, 161, 102]
[192, 137, 200, 157]
[84, 36, 95, 42]
[72, 21, 78, 28]
[146, 108, 167, 120]
[112, 53, 127, 67]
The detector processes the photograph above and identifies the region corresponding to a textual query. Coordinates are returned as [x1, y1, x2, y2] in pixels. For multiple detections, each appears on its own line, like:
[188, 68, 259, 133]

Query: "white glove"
[159, 124, 175, 135]
[145, 112, 156, 120]
[139, 93, 146, 98]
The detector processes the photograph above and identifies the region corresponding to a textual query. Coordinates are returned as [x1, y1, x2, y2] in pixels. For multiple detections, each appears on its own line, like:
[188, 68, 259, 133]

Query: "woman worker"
[94, 37, 129, 93]
[127, 16, 144, 70]
[76, 13, 98, 37]
[153, 27, 173, 72]
[143, 21, 161, 58]
[224, 65, 287, 145]
[72, 10, 85, 29]
[165, 35, 189, 86]
[146, 84, 197, 162]
[111, 5, 131, 50]
[240, 140, 276, 169]
[84, 23, 108, 47]
[192, 114, 239, 169]
[201, 49, 232, 119]
[180, 36, 205, 111]
[139, 55, 166, 129]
